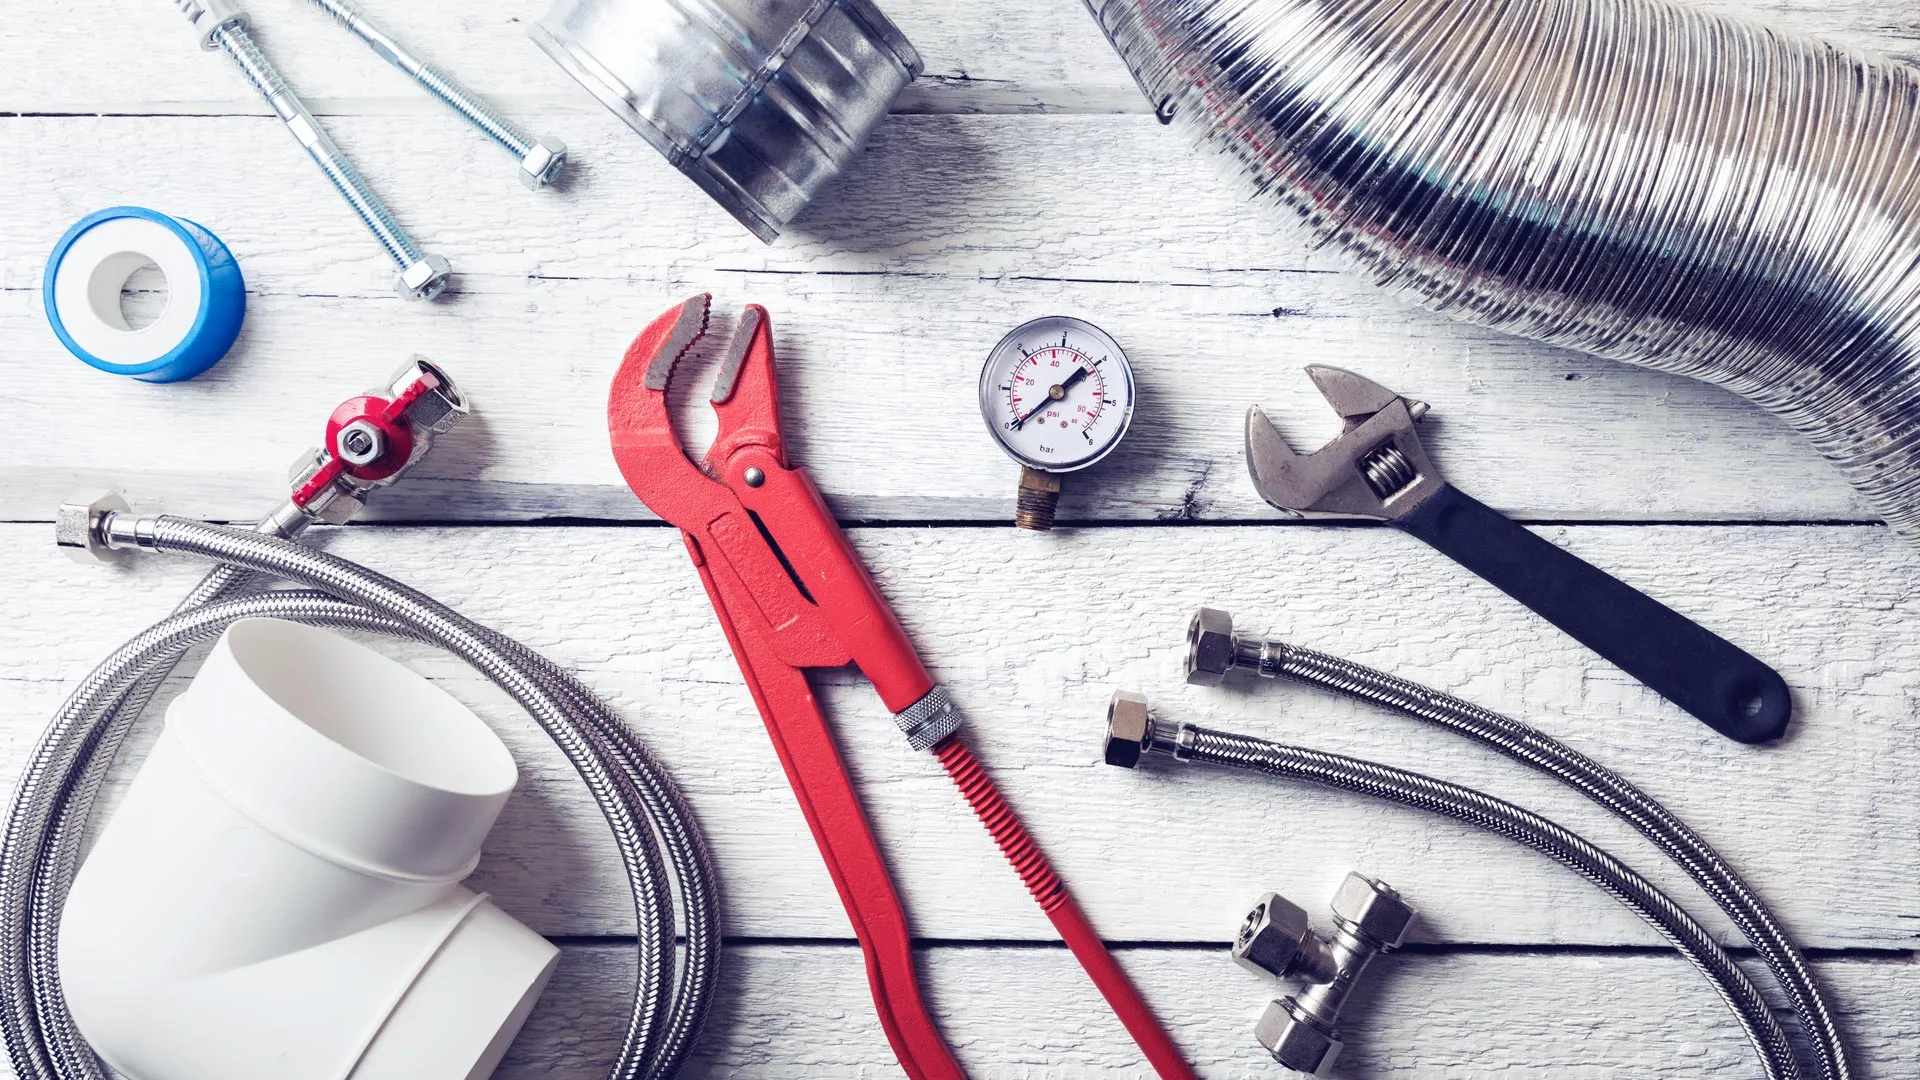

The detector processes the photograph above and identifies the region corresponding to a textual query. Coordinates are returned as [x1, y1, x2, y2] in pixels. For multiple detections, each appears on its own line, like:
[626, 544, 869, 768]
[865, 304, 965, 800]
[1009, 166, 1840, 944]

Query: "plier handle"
[608, 296, 1195, 1080]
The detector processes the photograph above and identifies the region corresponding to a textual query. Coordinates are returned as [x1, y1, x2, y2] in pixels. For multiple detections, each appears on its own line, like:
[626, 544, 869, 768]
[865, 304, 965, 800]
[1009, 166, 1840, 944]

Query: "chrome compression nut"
[1105, 690, 1195, 765]
[1234, 893, 1338, 983]
[55, 491, 131, 564]
[1235, 873, 1418, 1075]
[1186, 606, 1237, 685]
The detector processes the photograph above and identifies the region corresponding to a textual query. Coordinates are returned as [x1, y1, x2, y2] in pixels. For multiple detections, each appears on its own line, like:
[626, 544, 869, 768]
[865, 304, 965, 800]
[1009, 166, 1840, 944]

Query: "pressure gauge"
[978, 316, 1136, 530]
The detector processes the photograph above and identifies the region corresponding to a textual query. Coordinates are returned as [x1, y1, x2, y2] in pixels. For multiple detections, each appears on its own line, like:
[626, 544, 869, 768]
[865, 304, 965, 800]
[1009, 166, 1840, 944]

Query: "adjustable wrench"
[1244, 365, 1790, 742]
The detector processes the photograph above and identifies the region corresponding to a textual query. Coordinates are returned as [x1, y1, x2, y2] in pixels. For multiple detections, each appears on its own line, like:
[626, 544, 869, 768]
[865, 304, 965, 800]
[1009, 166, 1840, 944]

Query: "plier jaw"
[607, 294, 936, 711]
[608, 291, 784, 485]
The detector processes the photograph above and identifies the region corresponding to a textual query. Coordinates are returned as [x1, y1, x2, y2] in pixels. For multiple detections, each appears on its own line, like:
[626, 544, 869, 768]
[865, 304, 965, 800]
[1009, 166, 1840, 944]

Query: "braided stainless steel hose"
[1, 516, 720, 1080]
[1104, 705, 1801, 1079]
[1187, 608, 1848, 1080]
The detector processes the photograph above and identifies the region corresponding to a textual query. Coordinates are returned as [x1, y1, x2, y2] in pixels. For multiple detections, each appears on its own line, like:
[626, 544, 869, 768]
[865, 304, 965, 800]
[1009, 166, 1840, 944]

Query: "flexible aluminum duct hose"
[0, 517, 721, 1080]
[1084, 0, 1920, 536]
[1249, 637, 1848, 1080]
[1124, 720, 1800, 1078]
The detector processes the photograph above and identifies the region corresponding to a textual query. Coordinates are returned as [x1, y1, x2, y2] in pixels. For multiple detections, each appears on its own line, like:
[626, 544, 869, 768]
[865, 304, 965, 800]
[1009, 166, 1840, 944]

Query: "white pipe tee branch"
[59, 618, 558, 1080]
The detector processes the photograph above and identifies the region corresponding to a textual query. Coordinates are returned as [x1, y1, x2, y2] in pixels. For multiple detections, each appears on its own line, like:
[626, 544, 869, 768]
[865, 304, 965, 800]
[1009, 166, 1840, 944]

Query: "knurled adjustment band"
[893, 685, 964, 751]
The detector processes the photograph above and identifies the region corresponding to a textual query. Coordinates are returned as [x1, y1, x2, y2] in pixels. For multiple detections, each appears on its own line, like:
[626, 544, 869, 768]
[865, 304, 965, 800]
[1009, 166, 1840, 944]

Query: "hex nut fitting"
[396, 357, 467, 434]
[396, 253, 452, 301]
[1257, 997, 1344, 1075]
[55, 490, 130, 564]
[1330, 872, 1417, 950]
[1105, 690, 1151, 768]
[1233, 892, 1316, 979]
[335, 419, 386, 467]
[1186, 607, 1236, 685]
[519, 137, 569, 190]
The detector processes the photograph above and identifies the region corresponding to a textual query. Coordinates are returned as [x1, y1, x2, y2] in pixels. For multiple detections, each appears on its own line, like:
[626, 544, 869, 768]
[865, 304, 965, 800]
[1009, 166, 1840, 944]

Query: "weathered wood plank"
[0, 115, 1873, 523]
[0, 944, 1907, 1078]
[5, 0, 1919, 116]
[494, 946, 1917, 1078]
[5, 523, 1913, 946]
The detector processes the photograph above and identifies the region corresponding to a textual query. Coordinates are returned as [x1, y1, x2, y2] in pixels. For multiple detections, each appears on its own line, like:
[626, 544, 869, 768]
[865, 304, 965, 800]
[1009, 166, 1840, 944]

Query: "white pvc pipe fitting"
[60, 618, 558, 1080]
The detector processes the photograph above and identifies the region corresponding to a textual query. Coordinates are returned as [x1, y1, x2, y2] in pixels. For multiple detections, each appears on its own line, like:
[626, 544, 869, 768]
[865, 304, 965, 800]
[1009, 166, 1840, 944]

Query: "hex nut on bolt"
[1256, 997, 1344, 1075]
[1233, 892, 1317, 979]
[1105, 690, 1151, 768]
[396, 253, 452, 301]
[335, 419, 386, 466]
[1331, 873, 1416, 950]
[519, 137, 568, 190]
[55, 490, 129, 564]
[1186, 607, 1236, 685]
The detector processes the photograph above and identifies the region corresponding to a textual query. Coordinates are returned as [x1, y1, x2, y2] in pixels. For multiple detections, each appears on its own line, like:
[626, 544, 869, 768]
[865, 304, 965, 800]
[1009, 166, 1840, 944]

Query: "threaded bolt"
[207, 21, 450, 300]
[303, 0, 568, 188]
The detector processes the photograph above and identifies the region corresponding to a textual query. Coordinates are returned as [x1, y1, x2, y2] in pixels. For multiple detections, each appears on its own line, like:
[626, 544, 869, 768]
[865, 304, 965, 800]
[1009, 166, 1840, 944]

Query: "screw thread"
[305, 0, 535, 158]
[1014, 467, 1062, 531]
[212, 24, 425, 270]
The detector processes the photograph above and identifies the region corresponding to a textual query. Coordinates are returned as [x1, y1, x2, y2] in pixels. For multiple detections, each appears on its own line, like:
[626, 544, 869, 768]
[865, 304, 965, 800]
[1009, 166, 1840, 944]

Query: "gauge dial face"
[978, 316, 1135, 473]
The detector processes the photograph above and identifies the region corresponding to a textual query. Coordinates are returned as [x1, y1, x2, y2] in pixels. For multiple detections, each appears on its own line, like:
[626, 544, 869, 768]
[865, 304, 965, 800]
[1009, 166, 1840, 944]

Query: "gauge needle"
[1013, 366, 1090, 429]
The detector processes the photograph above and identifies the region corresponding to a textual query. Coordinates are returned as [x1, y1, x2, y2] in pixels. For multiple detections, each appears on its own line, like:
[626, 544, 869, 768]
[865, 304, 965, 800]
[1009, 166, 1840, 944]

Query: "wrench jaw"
[1246, 405, 1377, 520]
[608, 293, 731, 524]
[1244, 369, 1447, 521]
[706, 305, 788, 476]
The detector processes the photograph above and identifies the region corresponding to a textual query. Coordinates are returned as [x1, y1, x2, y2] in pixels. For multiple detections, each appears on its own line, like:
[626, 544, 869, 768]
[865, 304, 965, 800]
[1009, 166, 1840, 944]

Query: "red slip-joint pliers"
[608, 295, 1196, 1080]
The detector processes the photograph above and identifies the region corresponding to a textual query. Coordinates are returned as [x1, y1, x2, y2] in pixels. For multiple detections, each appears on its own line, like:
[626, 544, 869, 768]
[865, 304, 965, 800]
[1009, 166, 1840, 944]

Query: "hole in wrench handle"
[1396, 484, 1792, 742]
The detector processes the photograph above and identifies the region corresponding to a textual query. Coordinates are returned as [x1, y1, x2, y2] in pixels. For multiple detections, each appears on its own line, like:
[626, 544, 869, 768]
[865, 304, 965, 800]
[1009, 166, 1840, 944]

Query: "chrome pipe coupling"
[1234, 874, 1418, 1076]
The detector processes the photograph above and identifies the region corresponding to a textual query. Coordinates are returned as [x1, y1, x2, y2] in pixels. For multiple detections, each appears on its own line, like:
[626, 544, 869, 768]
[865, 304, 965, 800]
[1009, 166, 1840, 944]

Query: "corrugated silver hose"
[0, 517, 721, 1080]
[1085, 0, 1920, 536]
[1253, 638, 1849, 1080]
[1126, 720, 1800, 1079]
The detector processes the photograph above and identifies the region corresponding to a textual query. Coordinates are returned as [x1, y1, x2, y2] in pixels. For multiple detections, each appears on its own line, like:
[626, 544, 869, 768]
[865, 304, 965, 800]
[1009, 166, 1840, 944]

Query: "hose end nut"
[1330, 872, 1416, 950]
[1256, 997, 1343, 1075]
[1186, 607, 1236, 685]
[1105, 690, 1152, 768]
[56, 490, 130, 563]
[396, 254, 452, 301]
[520, 137, 568, 190]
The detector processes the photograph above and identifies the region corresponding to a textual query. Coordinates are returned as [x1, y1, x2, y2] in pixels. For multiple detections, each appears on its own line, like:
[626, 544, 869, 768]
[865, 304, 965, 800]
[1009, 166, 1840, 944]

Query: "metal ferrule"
[892, 685, 964, 751]
[1141, 717, 1196, 761]
[99, 512, 160, 552]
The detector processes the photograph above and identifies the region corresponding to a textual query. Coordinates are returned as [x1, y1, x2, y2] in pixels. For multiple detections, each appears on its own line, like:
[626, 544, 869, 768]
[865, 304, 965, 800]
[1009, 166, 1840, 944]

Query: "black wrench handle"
[1397, 484, 1791, 742]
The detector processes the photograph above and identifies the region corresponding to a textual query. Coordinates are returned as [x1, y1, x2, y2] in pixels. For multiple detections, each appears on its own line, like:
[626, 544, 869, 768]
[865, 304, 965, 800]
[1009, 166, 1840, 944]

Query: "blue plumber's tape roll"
[44, 207, 246, 383]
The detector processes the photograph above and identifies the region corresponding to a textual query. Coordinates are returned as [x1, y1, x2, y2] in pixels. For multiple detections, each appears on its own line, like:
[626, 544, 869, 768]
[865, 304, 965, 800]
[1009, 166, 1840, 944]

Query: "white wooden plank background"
[4, 0, 1919, 1076]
